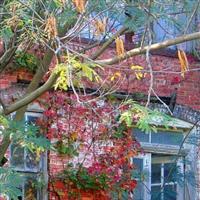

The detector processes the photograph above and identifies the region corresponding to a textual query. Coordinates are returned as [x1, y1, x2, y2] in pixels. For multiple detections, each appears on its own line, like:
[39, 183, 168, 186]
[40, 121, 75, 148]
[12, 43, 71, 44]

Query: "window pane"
[26, 115, 38, 124]
[24, 178, 38, 200]
[133, 158, 143, 172]
[25, 114, 40, 170]
[10, 144, 24, 168]
[152, 164, 161, 184]
[131, 159, 145, 200]
[11, 187, 23, 200]
[164, 163, 177, 183]
[131, 182, 144, 200]
[164, 185, 177, 200]
[25, 150, 39, 170]
[134, 129, 149, 142]
[151, 186, 161, 200]
[151, 131, 183, 146]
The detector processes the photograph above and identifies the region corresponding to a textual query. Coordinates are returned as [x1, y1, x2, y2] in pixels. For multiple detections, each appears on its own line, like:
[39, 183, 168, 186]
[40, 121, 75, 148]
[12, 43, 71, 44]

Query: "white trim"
[146, 116, 193, 130]
[133, 153, 186, 200]
[141, 142, 189, 155]
[131, 154, 151, 200]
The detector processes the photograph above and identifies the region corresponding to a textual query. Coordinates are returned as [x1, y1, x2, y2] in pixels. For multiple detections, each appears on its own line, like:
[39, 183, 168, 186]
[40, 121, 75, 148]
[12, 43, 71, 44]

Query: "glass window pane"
[11, 187, 23, 200]
[24, 178, 38, 200]
[151, 186, 162, 200]
[131, 182, 144, 200]
[164, 163, 177, 183]
[26, 115, 38, 124]
[152, 164, 161, 184]
[134, 129, 149, 142]
[25, 150, 39, 170]
[131, 158, 145, 200]
[132, 158, 149, 184]
[10, 144, 24, 169]
[151, 132, 183, 146]
[164, 185, 177, 200]
[133, 158, 143, 172]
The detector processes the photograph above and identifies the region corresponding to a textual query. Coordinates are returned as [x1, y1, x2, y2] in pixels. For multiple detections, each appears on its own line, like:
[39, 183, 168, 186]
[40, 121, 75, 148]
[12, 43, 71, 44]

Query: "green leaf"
[0, 167, 23, 199]
[1, 26, 14, 44]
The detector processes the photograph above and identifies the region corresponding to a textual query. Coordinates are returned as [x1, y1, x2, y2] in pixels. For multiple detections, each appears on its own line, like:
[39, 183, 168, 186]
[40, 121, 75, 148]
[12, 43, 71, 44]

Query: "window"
[131, 154, 151, 200]
[131, 118, 194, 200]
[10, 113, 43, 172]
[10, 176, 41, 200]
[151, 155, 179, 200]
[10, 112, 47, 200]
[152, 11, 198, 52]
[132, 154, 184, 200]
[134, 129, 183, 146]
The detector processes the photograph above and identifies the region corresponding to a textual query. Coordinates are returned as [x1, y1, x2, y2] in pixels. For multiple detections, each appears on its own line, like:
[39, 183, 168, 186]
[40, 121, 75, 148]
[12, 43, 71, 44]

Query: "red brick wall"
[90, 47, 200, 110]
[1, 53, 199, 110]
[0, 48, 200, 200]
[133, 54, 200, 110]
[0, 68, 33, 89]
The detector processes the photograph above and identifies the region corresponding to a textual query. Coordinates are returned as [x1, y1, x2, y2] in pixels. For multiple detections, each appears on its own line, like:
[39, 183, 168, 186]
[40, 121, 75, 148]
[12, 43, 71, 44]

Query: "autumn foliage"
[38, 91, 141, 198]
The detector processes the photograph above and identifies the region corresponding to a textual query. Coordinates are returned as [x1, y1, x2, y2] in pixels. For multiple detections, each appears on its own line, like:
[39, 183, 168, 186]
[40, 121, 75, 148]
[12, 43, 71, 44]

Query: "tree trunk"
[0, 50, 54, 163]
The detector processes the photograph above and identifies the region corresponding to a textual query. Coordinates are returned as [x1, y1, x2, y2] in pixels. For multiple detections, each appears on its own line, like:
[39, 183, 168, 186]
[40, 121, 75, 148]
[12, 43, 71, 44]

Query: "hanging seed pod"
[115, 37, 125, 56]
[44, 16, 58, 40]
[72, 0, 86, 13]
[178, 49, 188, 77]
[94, 20, 106, 35]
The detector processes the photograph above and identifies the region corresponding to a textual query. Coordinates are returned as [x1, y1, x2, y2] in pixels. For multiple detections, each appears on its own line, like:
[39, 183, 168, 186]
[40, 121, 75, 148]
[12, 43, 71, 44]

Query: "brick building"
[0, 37, 200, 200]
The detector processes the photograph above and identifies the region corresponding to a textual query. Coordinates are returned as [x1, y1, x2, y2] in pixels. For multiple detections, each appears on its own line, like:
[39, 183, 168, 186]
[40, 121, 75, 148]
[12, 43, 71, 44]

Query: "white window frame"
[151, 155, 184, 200]
[10, 112, 44, 172]
[131, 153, 185, 200]
[131, 153, 151, 200]
[131, 119, 192, 200]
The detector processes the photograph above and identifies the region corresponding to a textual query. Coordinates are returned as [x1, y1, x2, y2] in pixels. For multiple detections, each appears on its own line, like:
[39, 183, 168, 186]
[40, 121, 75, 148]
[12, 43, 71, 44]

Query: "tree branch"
[90, 27, 128, 60]
[97, 31, 200, 65]
[0, 134, 10, 164]
[0, 2, 79, 164]
[0, 98, 6, 111]
[0, 47, 17, 73]
[184, 0, 200, 34]
[2, 72, 58, 115]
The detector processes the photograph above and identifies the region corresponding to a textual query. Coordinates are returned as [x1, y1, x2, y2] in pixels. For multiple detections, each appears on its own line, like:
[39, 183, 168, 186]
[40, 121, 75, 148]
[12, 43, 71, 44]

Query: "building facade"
[0, 44, 200, 200]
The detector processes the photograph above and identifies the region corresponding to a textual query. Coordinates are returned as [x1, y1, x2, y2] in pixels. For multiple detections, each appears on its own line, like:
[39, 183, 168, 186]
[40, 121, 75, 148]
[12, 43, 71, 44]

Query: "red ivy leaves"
[40, 91, 141, 193]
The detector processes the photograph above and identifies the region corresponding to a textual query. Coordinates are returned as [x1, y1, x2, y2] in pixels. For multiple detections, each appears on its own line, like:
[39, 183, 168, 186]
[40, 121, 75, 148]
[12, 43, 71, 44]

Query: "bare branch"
[184, 0, 200, 34]
[97, 31, 200, 65]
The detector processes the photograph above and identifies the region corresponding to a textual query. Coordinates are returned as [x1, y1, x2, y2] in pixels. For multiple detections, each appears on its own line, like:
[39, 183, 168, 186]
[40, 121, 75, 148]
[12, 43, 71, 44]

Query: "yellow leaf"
[135, 72, 143, 80]
[53, 64, 68, 90]
[131, 65, 145, 80]
[131, 65, 144, 70]
[110, 72, 121, 81]
[110, 76, 115, 81]
[81, 64, 93, 81]
[70, 132, 78, 141]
